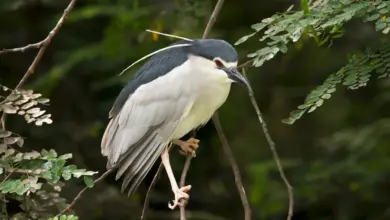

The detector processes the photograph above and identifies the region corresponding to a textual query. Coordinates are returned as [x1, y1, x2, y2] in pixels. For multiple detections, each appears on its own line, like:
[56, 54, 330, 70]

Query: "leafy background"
[2, 0, 390, 219]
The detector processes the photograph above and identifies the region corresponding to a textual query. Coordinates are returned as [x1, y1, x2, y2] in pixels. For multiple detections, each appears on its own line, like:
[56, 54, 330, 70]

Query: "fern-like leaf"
[236, 0, 390, 68]
[283, 44, 390, 124]
[0, 85, 52, 126]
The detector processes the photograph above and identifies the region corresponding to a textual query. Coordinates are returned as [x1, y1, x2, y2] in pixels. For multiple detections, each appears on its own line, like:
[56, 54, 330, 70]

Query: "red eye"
[214, 59, 223, 68]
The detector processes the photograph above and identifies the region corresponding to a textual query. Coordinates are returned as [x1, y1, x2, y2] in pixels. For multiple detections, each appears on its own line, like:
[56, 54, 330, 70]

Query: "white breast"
[171, 55, 233, 139]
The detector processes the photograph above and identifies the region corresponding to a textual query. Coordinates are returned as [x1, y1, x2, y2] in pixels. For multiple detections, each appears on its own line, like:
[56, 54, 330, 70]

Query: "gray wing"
[101, 73, 195, 196]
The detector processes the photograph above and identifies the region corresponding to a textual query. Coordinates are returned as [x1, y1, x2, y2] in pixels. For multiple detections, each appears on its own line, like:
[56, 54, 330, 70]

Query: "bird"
[101, 38, 249, 209]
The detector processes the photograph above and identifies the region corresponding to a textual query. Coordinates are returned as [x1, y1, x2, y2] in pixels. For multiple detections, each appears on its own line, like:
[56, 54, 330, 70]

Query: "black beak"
[224, 67, 250, 90]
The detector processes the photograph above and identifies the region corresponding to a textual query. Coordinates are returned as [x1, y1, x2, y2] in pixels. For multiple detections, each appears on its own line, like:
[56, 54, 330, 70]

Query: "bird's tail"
[101, 118, 166, 196]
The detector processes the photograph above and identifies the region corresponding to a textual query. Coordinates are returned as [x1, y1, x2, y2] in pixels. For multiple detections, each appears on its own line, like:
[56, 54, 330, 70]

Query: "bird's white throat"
[170, 55, 234, 139]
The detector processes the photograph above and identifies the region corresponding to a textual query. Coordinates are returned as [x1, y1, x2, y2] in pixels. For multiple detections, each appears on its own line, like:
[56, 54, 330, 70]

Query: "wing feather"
[101, 69, 195, 195]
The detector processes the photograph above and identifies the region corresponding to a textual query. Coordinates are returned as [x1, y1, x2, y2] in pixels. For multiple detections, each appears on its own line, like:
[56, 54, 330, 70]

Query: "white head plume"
[119, 30, 193, 76]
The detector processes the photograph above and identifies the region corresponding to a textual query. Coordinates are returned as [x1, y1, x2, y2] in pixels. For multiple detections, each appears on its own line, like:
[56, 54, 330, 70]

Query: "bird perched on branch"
[101, 38, 249, 209]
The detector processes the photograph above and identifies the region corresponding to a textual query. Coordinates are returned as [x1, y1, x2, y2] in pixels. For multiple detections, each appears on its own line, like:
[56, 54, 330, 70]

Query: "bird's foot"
[168, 185, 191, 210]
[173, 138, 200, 157]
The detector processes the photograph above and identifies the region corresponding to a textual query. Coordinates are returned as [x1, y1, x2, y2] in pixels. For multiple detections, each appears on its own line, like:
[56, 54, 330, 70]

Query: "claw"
[168, 185, 191, 210]
[173, 138, 200, 157]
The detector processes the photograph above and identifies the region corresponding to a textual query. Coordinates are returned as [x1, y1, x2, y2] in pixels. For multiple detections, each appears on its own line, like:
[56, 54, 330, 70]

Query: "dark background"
[2, 0, 390, 219]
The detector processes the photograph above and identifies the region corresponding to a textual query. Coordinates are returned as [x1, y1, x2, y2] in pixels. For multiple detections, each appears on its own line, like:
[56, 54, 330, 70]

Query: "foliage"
[283, 45, 390, 124]
[48, 215, 78, 220]
[5, 0, 390, 219]
[236, 0, 390, 124]
[0, 85, 97, 219]
[0, 85, 52, 126]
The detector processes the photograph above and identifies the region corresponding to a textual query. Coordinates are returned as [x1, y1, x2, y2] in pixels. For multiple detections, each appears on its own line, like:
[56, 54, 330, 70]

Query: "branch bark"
[179, 155, 192, 220]
[242, 68, 293, 220]
[180, 0, 230, 220]
[2, 0, 78, 89]
[56, 169, 114, 217]
[211, 113, 252, 220]
[141, 162, 163, 220]
[177, 1, 249, 220]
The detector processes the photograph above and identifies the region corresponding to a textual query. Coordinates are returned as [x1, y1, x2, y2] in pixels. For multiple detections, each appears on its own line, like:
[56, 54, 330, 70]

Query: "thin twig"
[0, 171, 14, 186]
[56, 168, 114, 217]
[141, 162, 163, 220]
[0, 0, 78, 129]
[242, 68, 293, 220]
[211, 113, 251, 220]
[202, 0, 225, 39]
[178, 0, 227, 219]
[238, 58, 255, 69]
[15, 0, 78, 89]
[0, 41, 43, 54]
[179, 156, 192, 220]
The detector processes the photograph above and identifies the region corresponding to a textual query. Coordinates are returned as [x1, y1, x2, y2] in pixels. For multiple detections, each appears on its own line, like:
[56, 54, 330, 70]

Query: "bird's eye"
[214, 59, 223, 68]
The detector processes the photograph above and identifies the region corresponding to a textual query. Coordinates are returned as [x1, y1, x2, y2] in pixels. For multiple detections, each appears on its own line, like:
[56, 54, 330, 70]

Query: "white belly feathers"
[170, 55, 232, 139]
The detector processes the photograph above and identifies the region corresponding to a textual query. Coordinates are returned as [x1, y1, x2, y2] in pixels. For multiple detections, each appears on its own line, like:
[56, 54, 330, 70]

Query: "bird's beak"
[225, 67, 250, 89]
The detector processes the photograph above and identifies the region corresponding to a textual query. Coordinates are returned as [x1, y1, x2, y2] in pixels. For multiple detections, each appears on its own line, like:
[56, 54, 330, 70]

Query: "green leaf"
[379, 8, 389, 14]
[35, 98, 50, 104]
[0, 180, 15, 193]
[315, 99, 324, 107]
[376, 20, 387, 31]
[307, 105, 317, 113]
[0, 130, 11, 138]
[377, 2, 387, 9]
[41, 149, 49, 157]
[235, 33, 255, 45]
[326, 87, 337, 93]
[63, 165, 77, 171]
[281, 117, 296, 125]
[382, 27, 390, 34]
[366, 13, 380, 21]
[321, 94, 332, 99]
[84, 176, 94, 188]
[278, 43, 288, 53]
[72, 169, 98, 178]
[42, 171, 53, 180]
[58, 153, 73, 160]
[62, 170, 72, 180]
[251, 23, 267, 32]
[289, 109, 305, 120]
[300, 0, 310, 15]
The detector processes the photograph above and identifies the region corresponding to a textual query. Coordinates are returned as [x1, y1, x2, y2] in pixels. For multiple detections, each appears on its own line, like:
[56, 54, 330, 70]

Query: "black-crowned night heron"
[101, 38, 249, 209]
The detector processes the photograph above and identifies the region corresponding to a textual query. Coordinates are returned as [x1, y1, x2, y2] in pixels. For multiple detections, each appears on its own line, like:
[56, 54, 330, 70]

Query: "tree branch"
[141, 162, 163, 220]
[211, 113, 252, 220]
[3, 0, 78, 89]
[0, 0, 78, 129]
[242, 68, 293, 220]
[202, 0, 225, 39]
[177, 1, 248, 220]
[0, 171, 14, 186]
[56, 168, 114, 217]
[0, 41, 43, 54]
[179, 155, 192, 220]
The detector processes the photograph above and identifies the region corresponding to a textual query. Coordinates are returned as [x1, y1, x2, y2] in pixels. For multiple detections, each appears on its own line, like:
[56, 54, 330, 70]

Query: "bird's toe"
[168, 185, 191, 210]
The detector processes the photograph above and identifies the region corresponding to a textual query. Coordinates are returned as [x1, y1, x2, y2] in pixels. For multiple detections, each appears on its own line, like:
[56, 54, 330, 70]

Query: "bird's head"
[186, 39, 250, 89]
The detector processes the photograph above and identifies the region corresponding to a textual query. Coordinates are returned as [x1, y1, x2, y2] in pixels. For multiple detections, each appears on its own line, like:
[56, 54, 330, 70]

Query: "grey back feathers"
[109, 40, 189, 118]
[109, 39, 238, 118]
[102, 38, 237, 196]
